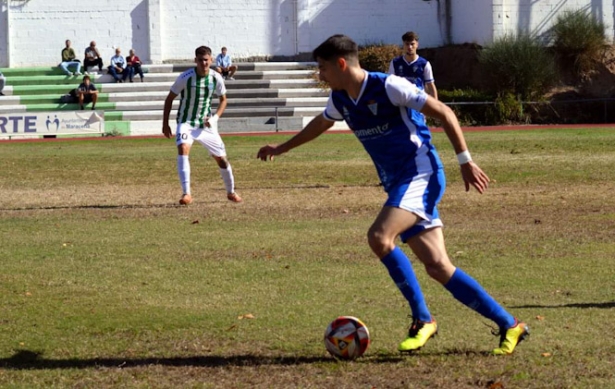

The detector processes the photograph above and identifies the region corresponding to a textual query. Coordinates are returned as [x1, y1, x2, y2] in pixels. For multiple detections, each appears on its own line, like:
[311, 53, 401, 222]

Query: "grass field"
[1, 128, 614, 388]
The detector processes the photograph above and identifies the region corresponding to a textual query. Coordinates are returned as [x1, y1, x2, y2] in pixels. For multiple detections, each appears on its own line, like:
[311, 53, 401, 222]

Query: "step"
[4, 68, 316, 86]
[114, 107, 324, 121]
[171, 62, 317, 72]
[0, 62, 317, 77]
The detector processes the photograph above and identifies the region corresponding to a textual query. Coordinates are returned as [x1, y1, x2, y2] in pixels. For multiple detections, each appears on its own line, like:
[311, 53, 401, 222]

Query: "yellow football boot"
[398, 318, 437, 353]
[492, 320, 529, 355]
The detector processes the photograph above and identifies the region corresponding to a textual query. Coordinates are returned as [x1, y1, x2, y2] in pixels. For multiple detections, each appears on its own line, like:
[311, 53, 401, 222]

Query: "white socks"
[177, 155, 191, 195]
[219, 165, 235, 194]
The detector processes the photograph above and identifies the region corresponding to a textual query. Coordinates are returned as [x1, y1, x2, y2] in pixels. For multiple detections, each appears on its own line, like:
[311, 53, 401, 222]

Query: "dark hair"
[195, 46, 212, 57]
[402, 31, 419, 42]
[221, 46, 227, 51]
[82, 75, 91, 82]
[312, 34, 359, 64]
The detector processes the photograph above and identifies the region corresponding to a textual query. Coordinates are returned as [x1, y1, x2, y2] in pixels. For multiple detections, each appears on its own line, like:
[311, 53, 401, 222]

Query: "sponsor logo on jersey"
[354, 122, 390, 138]
[367, 100, 378, 116]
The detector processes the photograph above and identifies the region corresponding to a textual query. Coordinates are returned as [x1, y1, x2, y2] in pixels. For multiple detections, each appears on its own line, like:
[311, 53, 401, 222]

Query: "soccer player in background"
[257, 35, 528, 355]
[162, 45, 242, 205]
[389, 31, 438, 100]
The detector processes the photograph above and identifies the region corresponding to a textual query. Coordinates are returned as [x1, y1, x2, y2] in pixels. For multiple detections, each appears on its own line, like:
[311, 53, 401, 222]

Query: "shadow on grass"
[0, 349, 485, 370]
[511, 301, 615, 309]
[0, 204, 181, 211]
[0, 350, 331, 370]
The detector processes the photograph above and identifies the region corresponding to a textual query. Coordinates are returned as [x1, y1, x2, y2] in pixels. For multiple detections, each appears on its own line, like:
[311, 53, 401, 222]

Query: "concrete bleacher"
[0, 62, 338, 136]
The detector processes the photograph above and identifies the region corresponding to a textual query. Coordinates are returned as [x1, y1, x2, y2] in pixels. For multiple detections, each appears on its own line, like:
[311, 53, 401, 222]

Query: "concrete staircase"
[0, 62, 336, 136]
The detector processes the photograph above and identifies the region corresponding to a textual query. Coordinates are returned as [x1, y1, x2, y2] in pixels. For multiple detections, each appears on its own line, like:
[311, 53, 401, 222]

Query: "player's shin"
[444, 268, 515, 329]
[177, 155, 191, 195]
[219, 165, 235, 194]
[381, 246, 431, 322]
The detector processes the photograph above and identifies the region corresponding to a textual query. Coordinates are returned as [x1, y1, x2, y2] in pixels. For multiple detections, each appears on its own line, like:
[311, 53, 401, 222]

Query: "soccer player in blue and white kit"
[162, 46, 242, 205]
[257, 35, 528, 355]
[389, 31, 437, 100]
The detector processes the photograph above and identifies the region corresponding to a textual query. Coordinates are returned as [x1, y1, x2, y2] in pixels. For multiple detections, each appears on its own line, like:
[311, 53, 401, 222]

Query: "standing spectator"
[162, 45, 242, 205]
[389, 31, 438, 100]
[214, 47, 237, 80]
[84, 41, 104, 73]
[0, 71, 5, 96]
[76, 75, 98, 110]
[108, 48, 127, 83]
[59, 39, 82, 76]
[125, 49, 144, 82]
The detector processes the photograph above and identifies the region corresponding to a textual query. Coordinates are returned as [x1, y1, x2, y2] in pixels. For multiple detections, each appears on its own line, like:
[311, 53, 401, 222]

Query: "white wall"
[296, 0, 442, 52]
[160, 0, 297, 60]
[4, 0, 149, 67]
[2, 0, 614, 67]
[452, 0, 495, 44]
[493, 0, 615, 43]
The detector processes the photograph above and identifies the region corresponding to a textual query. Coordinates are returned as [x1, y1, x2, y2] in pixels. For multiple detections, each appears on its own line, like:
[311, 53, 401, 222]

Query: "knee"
[214, 156, 229, 168]
[423, 257, 454, 284]
[178, 144, 190, 155]
[367, 227, 396, 258]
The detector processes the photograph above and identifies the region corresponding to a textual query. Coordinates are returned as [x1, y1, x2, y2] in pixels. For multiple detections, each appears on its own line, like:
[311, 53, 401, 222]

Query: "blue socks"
[445, 268, 515, 329]
[381, 247, 432, 322]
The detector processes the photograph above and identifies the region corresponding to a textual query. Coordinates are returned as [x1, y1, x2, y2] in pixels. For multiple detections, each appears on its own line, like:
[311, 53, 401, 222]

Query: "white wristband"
[456, 150, 472, 165]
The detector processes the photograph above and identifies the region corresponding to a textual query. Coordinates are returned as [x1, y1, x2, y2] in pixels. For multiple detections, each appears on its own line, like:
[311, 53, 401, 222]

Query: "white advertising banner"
[0, 111, 105, 138]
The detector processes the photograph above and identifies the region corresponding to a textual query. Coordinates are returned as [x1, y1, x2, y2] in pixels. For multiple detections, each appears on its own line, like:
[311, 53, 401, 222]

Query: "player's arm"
[386, 75, 488, 193]
[423, 62, 437, 100]
[388, 60, 395, 75]
[420, 98, 488, 193]
[257, 114, 334, 161]
[215, 94, 227, 118]
[162, 91, 178, 138]
[424, 82, 438, 100]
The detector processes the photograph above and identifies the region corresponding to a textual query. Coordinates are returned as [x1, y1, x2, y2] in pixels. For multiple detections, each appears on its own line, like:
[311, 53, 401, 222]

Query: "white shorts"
[175, 121, 227, 157]
[384, 170, 446, 242]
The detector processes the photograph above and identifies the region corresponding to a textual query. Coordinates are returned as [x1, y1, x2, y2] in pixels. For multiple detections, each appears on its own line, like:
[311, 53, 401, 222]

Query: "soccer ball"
[324, 316, 370, 360]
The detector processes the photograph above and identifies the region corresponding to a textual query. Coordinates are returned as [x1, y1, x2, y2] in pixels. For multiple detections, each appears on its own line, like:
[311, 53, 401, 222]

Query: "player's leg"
[368, 206, 437, 352]
[407, 227, 529, 354]
[175, 123, 195, 205]
[193, 127, 242, 202]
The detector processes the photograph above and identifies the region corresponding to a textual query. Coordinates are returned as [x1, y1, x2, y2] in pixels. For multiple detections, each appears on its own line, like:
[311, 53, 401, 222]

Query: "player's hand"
[162, 123, 173, 139]
[205, 114, 219, 128]
[460, 161, 490, 194]
[257, 144, 283, 161]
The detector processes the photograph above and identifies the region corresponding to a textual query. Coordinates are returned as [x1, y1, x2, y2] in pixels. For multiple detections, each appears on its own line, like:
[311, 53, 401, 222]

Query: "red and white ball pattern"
[324, 316, 370, 360]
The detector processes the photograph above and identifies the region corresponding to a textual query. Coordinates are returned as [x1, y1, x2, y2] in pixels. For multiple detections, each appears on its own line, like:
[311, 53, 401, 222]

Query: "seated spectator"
[76, 75, 98, 110]
[214, 46, 237, 80]
[83, 41, 103, 73]
[59, 39, 82, 76]
[107, 47, 127, 83]
[125, 49, 144, 82]
[0, 71, 5, 96]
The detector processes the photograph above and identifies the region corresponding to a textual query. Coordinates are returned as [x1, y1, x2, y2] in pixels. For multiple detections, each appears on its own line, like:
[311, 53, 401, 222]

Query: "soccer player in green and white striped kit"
[162, 45, 242, 205]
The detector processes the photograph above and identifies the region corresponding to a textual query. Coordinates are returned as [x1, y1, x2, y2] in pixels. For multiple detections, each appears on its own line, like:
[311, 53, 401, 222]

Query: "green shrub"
[551, 9, 607, 74]
[479, 34, 557, 100]
[358, 43, 400, 72]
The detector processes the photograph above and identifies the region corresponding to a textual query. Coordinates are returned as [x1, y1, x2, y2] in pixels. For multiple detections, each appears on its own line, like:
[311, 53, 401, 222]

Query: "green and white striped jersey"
[171, 68, 226, 127]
